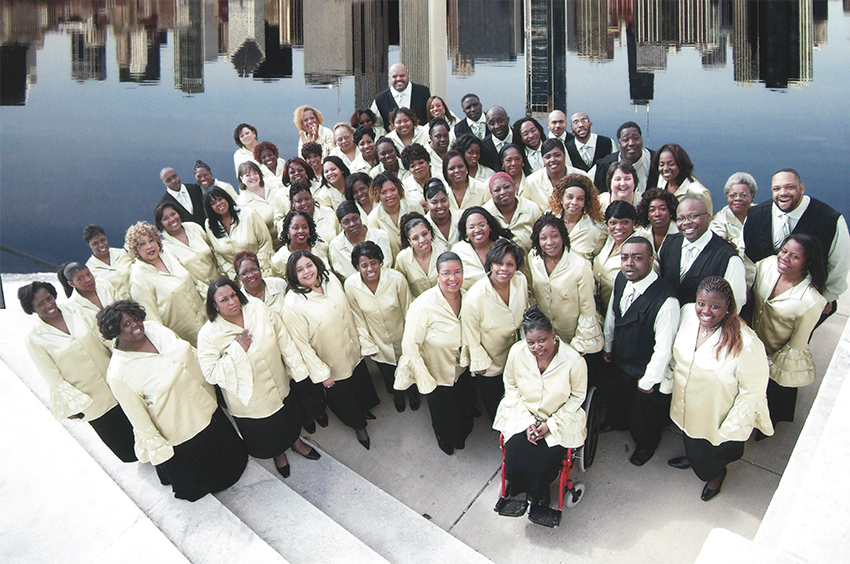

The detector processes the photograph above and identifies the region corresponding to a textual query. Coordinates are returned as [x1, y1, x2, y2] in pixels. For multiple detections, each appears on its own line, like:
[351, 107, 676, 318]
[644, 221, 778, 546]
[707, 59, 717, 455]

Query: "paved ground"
[1, 272, 846, 563]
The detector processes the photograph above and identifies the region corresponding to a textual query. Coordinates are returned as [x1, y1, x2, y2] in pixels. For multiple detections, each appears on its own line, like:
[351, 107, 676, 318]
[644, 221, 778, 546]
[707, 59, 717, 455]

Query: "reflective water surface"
[1, 0, 849, 272]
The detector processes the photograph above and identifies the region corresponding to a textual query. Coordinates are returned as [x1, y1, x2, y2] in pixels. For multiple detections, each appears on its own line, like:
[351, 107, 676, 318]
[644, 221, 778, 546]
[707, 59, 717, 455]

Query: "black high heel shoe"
[356, 429, 370, 450]
[701, 467, 727, 502]
[316, 412, 329, 428]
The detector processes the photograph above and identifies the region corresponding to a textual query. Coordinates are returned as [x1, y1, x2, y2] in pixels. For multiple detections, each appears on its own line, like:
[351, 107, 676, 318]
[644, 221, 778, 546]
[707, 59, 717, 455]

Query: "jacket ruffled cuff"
[769, 345, 816, 388]
[206, 341, 254, 406]
[49, 381, 94, 421]
[394, 355, 437, 394]
[719, 398, 774, 443]
[133, 425, 175, 465]
[468, 344, 494, 374]
[546, 407, 587, 449]
[569, 313, 604, 355]
[492, 390, 535, 438]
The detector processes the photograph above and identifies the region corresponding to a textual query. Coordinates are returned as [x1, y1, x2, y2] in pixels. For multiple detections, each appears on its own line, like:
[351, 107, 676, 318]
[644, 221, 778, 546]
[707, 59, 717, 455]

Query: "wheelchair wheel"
[576, 386, 600, 472]
[565, 482, 585, 508]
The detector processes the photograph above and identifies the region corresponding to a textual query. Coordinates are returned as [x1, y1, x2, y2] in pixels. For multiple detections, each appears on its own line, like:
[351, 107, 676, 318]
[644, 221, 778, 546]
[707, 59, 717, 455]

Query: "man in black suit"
[371, 63, 431, 130]
[565, 112, 616, 172]
[158, 167, 205, 226]
[592, 121, 654, 196]
[479, 106, 512, 171]
[602, 236, 679, 466]
[659, 198, 746, 310]
[452, 93, 488, 141]
[743, 168, 849, 318]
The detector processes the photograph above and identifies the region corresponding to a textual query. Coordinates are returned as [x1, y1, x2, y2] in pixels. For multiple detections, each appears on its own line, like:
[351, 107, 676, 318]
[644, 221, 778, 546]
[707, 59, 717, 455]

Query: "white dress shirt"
[770, 195, 850, 302]
[370, 82, 412, 125]
[491, 130, 513, 155]
[603, 270, 680, 391]
[169, 184, 194, 215]
[679, 229, 747, 312]
[466, 116, 487, 140]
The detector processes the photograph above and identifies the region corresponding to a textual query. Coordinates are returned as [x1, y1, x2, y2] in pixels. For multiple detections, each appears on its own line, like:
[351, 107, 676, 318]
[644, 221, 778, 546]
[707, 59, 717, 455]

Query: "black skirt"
[426, 369, 476, 449]
[504, 433, 567, 501]
[325, 359, 380, 429]
[155, 407, 248, 502]
[88, 404, 138, 463]
[232, 399, 302, 459]
[290, 377, 327, 423]
[683, 434, 744, 482]
[766, 379, 798, 424]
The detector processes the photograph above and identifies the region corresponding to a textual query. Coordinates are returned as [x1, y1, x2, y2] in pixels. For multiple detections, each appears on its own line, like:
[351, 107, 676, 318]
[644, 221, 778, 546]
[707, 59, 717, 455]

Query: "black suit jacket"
[593, 149, 655, 193]
[374, 83, 431, 128]
[453, 119, 489, 141]
[480, 135, 509, 172]
[160, 183, 205, 226]
[565, 135, 615, 172]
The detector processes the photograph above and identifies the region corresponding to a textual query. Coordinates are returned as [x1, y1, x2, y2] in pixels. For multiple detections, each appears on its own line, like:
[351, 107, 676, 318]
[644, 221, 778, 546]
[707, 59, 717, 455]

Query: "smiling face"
[429, 98, 447, 119]
[410, 158, 431, 181]
[430, 124, 450, 153]
[239, 127, 257, 148]
[160, 168, 181, 192]
[437, 259, 463, 295]
[658, 150, 680, 184]
[501, 147, 524, 178]
[288, 215, 311, 246]
[447, 156, 468, 185]
[466, 213, 491, 247]
[69, 267, 97, 293]
[520, 120, 541, 149]
[464, 144, 481, 168]
[304, 152, 322, 174]
[489, 255, 517, 285]
[301, 110, 318, 132]
[618, 127, 643, 163]
[389, 64, 409, 92]
[194, 167, 213, 188]
[213, 285, 243, 320]
[288, 162, 308, 185]
[357, 112, 374, 129]
[240, 166, 262, 189]
[357, 255, 382, 285]
[543, 147, 566, 177]
[486, 108, 510, 140]
[538, 224, 564, 260]
[610, 170, 636, 202]
[87, 233, 110, 260]
[726, 182, 753, 215]
[358, 135, 376, 161]
[258, 148, 276, 169]
[407, 222, 433, 254]
[393, 112, 413, 137]
[525, 327, 557, 363]
[489, 176, 516, 209]
[771, 171, 805, 213]
[675, 198, 709, 242]
[620, 241, 653, 281]
[561, 186, 586, 219]
[295, 256, 320, 289]
[376, 142, 398, 169]
[341, 212, 362, 238]
[426, 190, 450, 221]
[323, 161, 343, 187]
[291, 190, 314, 214]
[547, 110, 567, 137]
[350, 180, 370, 206]
[379, 180, 400, 210]
[236, 259, 263, 291]
[648, 198, 671, 230]
[570, 112, 592, 141]
[461, 95, 482, 121]
[695, 289, 728, 330]
[210, 196, 230, 217]
[607, 217, 635, 244]
[776, 238, 807, 279]
[31, 288, 60, 321]
[118, 312, 146, 345]
[136, 234, 161, 264]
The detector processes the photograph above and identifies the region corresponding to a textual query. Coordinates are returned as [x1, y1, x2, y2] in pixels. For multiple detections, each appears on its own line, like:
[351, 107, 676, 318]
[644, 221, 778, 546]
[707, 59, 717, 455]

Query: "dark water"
[2, 0, 849, 273]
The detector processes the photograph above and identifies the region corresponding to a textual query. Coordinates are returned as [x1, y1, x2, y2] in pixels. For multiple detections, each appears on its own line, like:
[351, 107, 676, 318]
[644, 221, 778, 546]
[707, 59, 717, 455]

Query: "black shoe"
[276, 464, 290, 478]
[701, 467, 727, 502]
[437, 437, 454, 455]
[667, 456, 690, 470]
[394, 393, 406, 413]
[303, 419, 316, 434]
[357, 429, 370, 450]
[363, 409, 376, 420]
[629, 449, 654, 466]
[300, 446, 321, 460]
[408, 390, 420, 411]
[316, 412, 329, 428]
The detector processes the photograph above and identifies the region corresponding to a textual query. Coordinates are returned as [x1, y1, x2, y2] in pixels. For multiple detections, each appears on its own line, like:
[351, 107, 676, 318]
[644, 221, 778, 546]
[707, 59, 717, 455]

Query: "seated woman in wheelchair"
[493, 306, 587, 511]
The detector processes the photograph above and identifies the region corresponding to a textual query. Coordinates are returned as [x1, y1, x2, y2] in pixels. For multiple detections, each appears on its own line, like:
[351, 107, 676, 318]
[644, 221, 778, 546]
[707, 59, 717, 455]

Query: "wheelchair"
[494, 386, 600, 527]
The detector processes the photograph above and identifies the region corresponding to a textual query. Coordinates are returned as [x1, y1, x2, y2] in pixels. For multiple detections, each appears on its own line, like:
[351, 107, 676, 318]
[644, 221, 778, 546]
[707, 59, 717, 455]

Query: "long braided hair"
[696, 276, 743, 358]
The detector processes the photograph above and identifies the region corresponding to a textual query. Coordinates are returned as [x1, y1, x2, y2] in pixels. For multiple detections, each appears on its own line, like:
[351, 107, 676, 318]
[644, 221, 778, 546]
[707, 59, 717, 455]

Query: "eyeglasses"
[675, 212, 708, 223]
[727, 192, 752, 200]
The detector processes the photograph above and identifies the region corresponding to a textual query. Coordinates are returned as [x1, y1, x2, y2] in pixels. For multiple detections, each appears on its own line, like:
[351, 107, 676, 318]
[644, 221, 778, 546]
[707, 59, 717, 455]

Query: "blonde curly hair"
[124, 221, 162, 260]
[293, 105, 325, 131]
[548, 173, 604, 224]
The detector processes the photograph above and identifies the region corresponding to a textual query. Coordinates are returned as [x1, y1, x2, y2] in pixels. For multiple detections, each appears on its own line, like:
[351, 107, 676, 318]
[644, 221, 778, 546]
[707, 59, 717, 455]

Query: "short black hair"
[604, 201, 637, 222]
[400, 211, 432, 249]
[153, 200, 185, 232]
[83, 224, 106, 243]
[97, 300, 147, 340]
[485, 238, 525, 272]
[351, 241, 385, 269]
[57, 262, 88, 298]
[353, 126, 376, 145]
[205, 279, 248, 322]
[18, 281, 57, 315]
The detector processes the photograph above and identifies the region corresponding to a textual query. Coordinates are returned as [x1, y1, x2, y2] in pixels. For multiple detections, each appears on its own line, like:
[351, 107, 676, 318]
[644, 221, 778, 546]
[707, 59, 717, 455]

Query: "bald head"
[547, 110, 567, 138]
[160, 167, 181, 192]
[485, 106, 510, 140]
[676, 197, 709, 242]
[389, 64, 409, 92]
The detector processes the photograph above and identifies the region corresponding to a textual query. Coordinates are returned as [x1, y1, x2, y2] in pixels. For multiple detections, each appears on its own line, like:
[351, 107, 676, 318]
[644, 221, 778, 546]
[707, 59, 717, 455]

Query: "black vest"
[374, 83, 430, 128]
[743, 198, 839, 264]
[659, 233, 738, 305]
[565, 136, 614, 172]
[611, 274, 675, 380]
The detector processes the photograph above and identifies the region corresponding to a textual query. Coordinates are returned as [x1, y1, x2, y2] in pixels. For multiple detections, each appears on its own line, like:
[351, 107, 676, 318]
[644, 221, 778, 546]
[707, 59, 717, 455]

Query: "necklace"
[700, 324, 721, 338]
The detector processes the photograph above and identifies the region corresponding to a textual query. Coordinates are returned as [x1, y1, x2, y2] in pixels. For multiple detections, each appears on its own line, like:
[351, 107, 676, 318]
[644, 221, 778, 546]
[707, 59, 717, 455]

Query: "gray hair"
[723, 172, 758, 197]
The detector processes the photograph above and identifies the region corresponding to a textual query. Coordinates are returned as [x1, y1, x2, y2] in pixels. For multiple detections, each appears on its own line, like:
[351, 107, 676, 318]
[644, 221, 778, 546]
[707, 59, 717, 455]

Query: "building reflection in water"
[0, 0, 833, 106]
